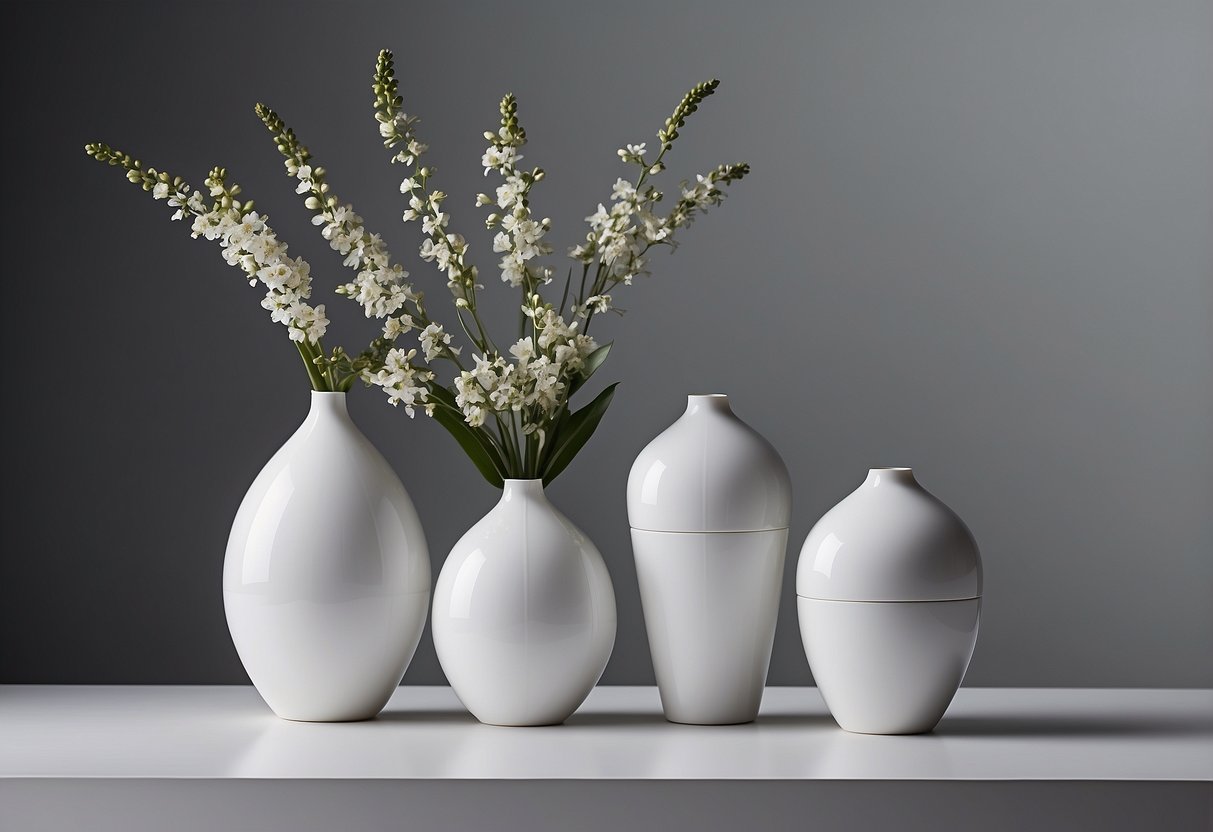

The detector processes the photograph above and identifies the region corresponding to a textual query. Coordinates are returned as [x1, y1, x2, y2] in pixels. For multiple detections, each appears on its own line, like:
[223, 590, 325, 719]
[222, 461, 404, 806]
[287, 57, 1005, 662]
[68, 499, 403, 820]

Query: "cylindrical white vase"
[628, 394, 791, 725]
[432, 479, 617, 726]
[796, 467, 982, 734]
[224, 392, 431, 722]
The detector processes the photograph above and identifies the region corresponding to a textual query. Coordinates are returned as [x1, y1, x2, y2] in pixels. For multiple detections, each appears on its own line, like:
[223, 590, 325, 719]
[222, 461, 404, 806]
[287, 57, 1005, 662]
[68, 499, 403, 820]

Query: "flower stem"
[296, 341, 328, 391]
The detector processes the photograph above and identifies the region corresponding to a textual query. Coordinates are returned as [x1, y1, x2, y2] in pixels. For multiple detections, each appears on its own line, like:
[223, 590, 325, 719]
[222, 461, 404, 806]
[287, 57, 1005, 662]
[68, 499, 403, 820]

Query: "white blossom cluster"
[290, 161, 418, 335]
[574, 174, 667, 297]
[571, 149, 745, 317]
[370, 347, 435, 417]
[369, 69, 480, 304]
[401, 178, 476, 299]
[452, 306, 597, 432]
[255, 103, 441, 409]
[478, 96, 555, 289]
[253, 102, 423, 348]
[154, 180, 329, 345]
[378, 104, 488, 311]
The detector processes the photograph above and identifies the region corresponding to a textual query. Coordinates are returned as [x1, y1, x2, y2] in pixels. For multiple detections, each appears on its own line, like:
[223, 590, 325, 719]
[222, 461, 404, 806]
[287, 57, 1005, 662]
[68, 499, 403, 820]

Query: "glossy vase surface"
[628, 394, 791, 725]
[432, 479, 617, 726]
[223, 392, 430, 722]
[797, 467, 982, 734]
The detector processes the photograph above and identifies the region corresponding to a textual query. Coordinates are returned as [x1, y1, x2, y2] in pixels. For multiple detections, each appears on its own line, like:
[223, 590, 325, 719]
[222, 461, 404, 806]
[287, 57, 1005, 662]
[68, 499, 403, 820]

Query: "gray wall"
[2, 0, 1210, 687]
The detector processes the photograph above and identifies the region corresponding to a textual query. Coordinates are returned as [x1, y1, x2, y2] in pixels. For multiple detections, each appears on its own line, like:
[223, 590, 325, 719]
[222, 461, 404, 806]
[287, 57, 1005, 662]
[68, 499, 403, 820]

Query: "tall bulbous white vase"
[432, 479, 617, 726]
[223, 391, 430, 722]
[797, 467, 982, 735]
[628, 394, 792, 725]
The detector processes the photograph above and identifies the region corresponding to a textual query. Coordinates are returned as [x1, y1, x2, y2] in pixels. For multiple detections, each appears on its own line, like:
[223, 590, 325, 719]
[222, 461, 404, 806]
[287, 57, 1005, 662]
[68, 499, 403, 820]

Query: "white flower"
[383, 316, 412, 340]
[574, 334, 598, 361]
[464, 405, 488, 427]
[385, 384, 424, 414]
[419, 322, 458, 361]
[286, 302, 327, 343]
[257, 262, 294, 292]
[586, 203, 612, 232]
[499, 252, 526, 287]
[262, 294, 293, 323]
[526, 357, 564, 413]
[553, 342, 580, 368]
[152, 182, 170, 200]
[245, 233, 286, 266]
[638, 211, 669, 243]
[617, 142, 647, 163]
[495, 176, 525, 209]
[611, 178, 637, 202]
[509, 337, 536, 368]
[306, 304, 329, 341]
[481, 145, 521, 174]
[234, 212, 266, 238]
[421, 212, 449, 236]
[535, 309, 577, 351]
[370, 348, 432, 417]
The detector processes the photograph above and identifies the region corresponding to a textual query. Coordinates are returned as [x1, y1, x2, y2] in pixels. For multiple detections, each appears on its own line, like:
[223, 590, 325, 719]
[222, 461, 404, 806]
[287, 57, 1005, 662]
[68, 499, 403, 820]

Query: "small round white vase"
[796, 467, 982, 734]
[223, 392, 430, 722]
[432, 479, 617, 726]
[628, 394, 791, 725]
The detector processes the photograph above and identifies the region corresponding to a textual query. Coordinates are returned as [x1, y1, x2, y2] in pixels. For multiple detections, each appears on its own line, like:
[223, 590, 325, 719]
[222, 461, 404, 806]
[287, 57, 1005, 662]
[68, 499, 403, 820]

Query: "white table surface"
[3, 685, 1210, 782]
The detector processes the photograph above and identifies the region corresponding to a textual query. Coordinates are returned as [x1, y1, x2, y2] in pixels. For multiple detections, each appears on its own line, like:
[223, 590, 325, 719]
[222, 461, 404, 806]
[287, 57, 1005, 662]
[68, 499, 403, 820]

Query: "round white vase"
[628, 394, 791, 725]
[223, 391, 430, 722]
[796, 467, 982, 734]
[431, 479, 617, 726]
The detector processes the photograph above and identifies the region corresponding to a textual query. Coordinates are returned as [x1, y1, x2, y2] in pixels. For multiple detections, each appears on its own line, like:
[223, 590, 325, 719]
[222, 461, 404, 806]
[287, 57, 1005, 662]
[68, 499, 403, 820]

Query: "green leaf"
[427, 385, 506, 489]
[541, 383, 619, 487]
[568, 342, 612, 397]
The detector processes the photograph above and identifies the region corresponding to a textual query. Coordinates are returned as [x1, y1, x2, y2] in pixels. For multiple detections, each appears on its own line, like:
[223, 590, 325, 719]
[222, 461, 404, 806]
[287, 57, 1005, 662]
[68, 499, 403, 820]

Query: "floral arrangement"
[85, 50, 747, 487]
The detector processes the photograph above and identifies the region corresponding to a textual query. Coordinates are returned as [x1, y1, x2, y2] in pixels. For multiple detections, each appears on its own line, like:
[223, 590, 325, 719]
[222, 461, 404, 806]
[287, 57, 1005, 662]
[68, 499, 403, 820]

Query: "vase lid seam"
[796, 593, 982, 603]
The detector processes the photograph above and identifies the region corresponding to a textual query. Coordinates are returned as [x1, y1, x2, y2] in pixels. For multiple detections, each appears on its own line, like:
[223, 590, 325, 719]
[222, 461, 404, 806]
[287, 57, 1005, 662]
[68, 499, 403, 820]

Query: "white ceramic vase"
[223, 392, 430, 722]
[797, 467, 982, 734]
[432, 479, 617, 726]
[628, 394, 791, 725]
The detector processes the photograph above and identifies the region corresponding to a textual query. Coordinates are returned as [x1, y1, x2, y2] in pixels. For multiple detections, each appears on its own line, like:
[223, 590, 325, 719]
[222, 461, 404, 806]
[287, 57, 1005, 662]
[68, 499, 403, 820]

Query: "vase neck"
[864, 467, 917, 488]
[309, 391, 349, 420]
[501, 479, 547, 502]
[684, 393, 732, 417]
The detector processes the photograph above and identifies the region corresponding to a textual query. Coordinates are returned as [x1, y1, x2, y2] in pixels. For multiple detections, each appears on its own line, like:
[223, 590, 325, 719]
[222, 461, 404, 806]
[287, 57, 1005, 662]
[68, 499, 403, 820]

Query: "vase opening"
[308, 390, 349, 417]
[685, 393, 732, 414]
[866, 467, 917, 486]
[500, 479, 547, 501]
